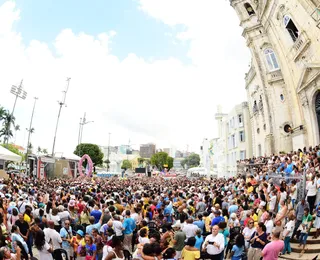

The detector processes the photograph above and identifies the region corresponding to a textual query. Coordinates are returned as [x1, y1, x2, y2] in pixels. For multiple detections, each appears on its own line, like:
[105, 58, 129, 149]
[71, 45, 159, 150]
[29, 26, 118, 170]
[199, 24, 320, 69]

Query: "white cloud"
[0, 1, 250, 155]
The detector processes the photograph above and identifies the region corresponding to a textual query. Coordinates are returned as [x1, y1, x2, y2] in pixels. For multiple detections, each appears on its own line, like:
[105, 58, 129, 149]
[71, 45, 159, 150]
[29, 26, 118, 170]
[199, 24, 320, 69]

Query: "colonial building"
[212, 103, 253, 177]
[230, 0, 320, 155]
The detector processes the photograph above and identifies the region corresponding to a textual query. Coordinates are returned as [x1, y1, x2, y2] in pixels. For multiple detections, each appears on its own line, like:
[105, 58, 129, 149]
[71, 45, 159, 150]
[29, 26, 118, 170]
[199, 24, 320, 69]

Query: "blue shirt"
[195, 235, 204, 250]
[86, 223, 101, 236]
[123, 217, 136, 235]
[90, 210, 102, 224]
[228, 205, 238, 214]
[211, 216, 225, 226]
[60, 226, 73, 248]
[231, 245, 244, 260]
[193, 220, 205, 234]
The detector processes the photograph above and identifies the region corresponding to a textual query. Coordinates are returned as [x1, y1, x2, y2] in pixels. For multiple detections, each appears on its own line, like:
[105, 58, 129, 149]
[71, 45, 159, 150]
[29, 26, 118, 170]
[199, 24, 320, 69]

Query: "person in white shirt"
[202, 225, 225, 259]
[282, 214, 295, 255]
[182, 218, 198, 240]
[44, 220, 62, 250]
[290, 180, 298, 207]
[112, 215, 123, 238]
[269, 191, 277, 212]
[307, 176, 318, 213]
[264, 212, 274, 237]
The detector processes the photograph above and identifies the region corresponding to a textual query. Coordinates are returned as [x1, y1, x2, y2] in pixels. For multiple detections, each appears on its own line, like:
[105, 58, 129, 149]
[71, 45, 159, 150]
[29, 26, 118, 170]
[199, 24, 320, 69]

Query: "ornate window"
[244, 3, 255, 16]
[264, 49, 279, 71]
[280, 94, 285, 102]
[284, 15, 299, 42]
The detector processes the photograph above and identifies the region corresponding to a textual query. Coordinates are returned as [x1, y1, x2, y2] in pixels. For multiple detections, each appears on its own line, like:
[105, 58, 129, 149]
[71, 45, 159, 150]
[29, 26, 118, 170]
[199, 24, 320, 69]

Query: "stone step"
[279, 252, 319, 260]
[292, 236, 320, 244]
[291, 243, 320, 254]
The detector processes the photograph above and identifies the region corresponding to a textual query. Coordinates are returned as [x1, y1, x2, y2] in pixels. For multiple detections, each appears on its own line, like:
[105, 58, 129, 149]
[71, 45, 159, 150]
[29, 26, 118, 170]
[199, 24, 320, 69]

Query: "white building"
[213, 102, 253, 177]
[230, 0, 320, 155]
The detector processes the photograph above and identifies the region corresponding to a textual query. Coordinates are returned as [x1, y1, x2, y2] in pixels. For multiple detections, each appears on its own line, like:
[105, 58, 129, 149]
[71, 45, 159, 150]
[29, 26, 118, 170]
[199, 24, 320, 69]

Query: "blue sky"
[0, 0, 250, 154]
[4, 0, 190, 62]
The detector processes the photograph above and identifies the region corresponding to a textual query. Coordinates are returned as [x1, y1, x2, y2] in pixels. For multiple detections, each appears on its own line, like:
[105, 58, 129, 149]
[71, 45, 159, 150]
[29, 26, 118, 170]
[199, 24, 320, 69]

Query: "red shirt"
[77, 202, 84, 214]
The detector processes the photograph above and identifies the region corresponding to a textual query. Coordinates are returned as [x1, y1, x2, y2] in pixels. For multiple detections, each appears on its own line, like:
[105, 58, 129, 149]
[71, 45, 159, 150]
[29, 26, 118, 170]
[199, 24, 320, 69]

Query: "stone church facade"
[230, 0, 320, 156]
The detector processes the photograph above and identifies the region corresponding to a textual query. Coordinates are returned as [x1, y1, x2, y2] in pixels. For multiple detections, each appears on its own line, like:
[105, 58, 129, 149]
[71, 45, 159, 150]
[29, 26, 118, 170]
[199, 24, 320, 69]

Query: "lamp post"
[52, 78, 71, 157]
[25, 97, 38, 173]
[78, 112, 94, 145]
[7, 80, 27, 146]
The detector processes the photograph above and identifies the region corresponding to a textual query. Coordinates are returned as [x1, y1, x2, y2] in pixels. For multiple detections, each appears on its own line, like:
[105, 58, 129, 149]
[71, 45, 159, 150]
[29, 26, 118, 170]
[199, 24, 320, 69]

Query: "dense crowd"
[0, 146, 320, 260]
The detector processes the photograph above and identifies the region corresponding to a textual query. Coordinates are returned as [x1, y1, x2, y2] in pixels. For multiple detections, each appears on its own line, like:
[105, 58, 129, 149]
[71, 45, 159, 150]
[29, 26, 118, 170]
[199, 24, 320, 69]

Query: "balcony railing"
[267, 69, 283, 84]
[290, 31, 311, 61]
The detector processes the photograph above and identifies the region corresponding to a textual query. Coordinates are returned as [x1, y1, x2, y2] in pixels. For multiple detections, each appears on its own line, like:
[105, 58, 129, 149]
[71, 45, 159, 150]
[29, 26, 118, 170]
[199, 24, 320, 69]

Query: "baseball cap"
[77, 230, 84, 237]
[172, 220, 181, 228]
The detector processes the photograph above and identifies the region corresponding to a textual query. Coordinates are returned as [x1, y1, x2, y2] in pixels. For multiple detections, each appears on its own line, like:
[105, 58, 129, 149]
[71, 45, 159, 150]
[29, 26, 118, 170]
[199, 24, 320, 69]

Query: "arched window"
[264, 49, 279, 71]
[284, 15, 299, 42]
[244, 3, 255, 16]
[280, 94, 285, 102]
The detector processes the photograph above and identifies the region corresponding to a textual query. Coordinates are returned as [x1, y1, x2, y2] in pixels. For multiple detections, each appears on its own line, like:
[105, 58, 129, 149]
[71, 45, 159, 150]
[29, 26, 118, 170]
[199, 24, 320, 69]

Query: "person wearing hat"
[71, 230, 86, 260]
[171, 221, 186, 260]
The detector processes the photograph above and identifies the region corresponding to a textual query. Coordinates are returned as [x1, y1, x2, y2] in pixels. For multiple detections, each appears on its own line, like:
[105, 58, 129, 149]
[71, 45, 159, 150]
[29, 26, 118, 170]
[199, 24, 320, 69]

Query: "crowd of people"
[0, 146, 320, 260]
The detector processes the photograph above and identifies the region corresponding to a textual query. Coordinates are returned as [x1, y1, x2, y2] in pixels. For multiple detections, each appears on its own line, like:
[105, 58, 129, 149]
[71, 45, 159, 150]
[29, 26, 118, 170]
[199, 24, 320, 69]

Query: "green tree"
[167, 156, 174, 169]
[150, 152, 174, 170]
[42, 148, 48, 154]
[74, 143, 104, 166]
[181, 153, 200, 169]
[37, 146, 42, 155]
[27, 143, 33, 154]
[121, 159, 132, 170]
[0, 110, 15, 144]
[14, 124, 20, 143]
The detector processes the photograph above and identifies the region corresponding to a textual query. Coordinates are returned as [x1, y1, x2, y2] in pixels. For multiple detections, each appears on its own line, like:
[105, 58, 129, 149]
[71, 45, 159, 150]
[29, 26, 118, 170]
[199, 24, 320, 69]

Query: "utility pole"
[77, 117, 83, 146]
[79, 112, 93, 144]
[25, 97, 38, 173]
[51, 78, 71, 157]
[7, 80, 27, 146]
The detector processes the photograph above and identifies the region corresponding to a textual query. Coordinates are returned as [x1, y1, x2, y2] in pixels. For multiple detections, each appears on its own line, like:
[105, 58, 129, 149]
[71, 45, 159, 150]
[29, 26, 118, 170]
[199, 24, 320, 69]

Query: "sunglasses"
[249, 222, 254, 224]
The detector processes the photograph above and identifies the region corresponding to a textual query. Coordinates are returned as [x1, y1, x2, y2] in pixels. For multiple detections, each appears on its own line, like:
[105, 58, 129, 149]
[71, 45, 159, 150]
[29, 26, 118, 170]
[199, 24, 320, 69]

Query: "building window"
[244, 3, 255, 16]
[239, 131, 245, 142]
[284, 15, 299, 42]
[263, 124, 266, 130]
[280, 94, 285, 102]
[257, 128, 260, 134]
[240, 150, 246, 160]
[231, 134, 236, 148]
[238, 114, 243, 124]
[264, 49, 279, 71]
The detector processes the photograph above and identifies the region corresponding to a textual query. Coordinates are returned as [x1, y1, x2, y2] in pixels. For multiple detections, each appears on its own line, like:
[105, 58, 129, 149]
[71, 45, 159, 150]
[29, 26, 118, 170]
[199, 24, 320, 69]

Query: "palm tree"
[37, 146, 42, 155]
[0, 110, 15, 144]
[14, 124, 20, 143]
[0, 106, 5, 122]
[27, 143, 33, 154]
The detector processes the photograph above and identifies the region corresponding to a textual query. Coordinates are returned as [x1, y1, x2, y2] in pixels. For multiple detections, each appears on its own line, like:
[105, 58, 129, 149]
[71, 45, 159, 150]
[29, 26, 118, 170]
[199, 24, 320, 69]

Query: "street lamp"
[25, 97, 38, 173]
[51, 78, 71, 157]
[7, 80, 27, 146]
[78, 112, 94, 145]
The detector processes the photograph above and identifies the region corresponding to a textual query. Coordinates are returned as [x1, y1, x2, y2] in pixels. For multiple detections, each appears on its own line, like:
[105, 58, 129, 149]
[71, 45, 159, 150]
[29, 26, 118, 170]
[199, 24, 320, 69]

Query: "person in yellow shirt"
[181, 237, 200, 260]
[203, 212, 211, 234]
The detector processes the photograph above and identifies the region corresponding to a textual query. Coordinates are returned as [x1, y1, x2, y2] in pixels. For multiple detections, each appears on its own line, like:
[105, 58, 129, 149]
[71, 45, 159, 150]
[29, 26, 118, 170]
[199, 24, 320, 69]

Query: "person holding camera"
[202, 225, 225, 260]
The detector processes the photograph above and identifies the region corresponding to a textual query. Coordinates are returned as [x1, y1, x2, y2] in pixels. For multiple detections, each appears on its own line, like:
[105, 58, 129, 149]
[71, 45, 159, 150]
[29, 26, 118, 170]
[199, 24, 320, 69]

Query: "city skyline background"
[0, 0, 250, 154]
